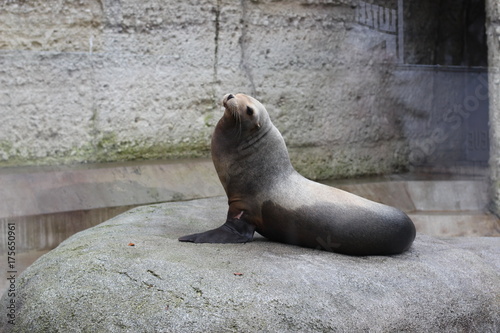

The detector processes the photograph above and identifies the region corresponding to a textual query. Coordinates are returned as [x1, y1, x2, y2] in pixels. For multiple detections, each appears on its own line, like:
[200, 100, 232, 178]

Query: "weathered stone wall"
[486, 0, 500, 215]
[0, 0, 408, 179]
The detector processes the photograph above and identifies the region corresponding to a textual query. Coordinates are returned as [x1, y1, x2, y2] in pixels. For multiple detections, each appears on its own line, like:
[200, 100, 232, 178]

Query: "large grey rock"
[2, 197, 499, 332]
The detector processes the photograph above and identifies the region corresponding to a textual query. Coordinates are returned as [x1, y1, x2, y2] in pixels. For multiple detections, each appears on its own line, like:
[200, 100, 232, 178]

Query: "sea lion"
[179, 93, 416, 255]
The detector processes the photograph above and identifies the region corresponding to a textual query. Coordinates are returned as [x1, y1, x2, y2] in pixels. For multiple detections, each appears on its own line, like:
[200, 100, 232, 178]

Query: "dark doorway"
[397, 0, 489, 168]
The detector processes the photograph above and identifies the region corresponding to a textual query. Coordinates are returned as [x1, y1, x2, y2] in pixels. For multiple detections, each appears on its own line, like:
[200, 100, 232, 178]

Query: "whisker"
[232, 109, 242, 138]
[238, 113, 242, 138]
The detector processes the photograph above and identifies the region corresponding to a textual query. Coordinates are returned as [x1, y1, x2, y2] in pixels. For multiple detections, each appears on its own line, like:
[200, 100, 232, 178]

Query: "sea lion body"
[179, 94, 416, 255]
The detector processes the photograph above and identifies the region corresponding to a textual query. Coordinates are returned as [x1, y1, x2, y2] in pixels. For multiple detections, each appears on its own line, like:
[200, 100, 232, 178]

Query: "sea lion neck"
[237, 122, 273, 151]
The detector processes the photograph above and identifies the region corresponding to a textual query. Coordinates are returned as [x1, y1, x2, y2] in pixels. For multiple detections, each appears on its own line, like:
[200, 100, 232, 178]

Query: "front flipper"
[178, 216, 256, 244]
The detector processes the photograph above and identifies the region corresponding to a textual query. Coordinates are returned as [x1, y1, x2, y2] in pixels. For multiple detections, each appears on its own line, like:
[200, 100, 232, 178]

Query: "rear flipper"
[178, 217, 255, 243]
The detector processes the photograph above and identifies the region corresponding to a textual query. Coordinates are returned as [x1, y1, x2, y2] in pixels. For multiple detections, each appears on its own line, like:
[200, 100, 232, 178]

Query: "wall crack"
[213, 0, 221, 85]
[239, 0, 256, 96]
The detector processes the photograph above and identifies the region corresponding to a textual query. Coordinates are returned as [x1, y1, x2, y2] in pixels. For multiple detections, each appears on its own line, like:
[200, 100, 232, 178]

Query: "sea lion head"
[221, 93, 270, 134]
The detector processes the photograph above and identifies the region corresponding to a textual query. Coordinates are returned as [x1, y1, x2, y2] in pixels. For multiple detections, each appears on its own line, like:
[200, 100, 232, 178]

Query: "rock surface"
[2, 197, 499, 332]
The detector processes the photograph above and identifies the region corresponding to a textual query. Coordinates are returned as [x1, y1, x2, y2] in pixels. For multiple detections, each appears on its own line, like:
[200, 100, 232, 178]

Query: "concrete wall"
[0, 0, 408, 179]
[486, 0, 500, 215]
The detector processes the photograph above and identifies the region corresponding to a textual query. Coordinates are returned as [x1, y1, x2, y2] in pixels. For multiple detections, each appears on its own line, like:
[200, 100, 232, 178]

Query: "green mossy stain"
[204, 113, 216, 127]
[0, 126, 409, 181]
[0, 131, 211, 167]
[93, 132, 211, 163]
[290, 144, 410, 180]
[0, 140, 13, 153]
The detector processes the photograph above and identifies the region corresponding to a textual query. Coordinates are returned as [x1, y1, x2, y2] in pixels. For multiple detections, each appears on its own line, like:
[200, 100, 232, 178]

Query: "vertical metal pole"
[398, 0, 404, 64]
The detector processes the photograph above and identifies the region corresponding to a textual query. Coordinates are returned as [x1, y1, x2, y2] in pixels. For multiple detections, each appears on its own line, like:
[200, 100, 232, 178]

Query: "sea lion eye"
[246, 106, 254, 116]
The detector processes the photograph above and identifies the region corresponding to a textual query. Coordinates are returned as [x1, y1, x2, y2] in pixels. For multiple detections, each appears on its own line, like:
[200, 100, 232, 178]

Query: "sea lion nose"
[227, 94, 235, 101]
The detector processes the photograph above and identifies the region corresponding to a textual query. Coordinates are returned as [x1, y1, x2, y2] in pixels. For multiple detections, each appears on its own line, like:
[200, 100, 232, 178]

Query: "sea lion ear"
[257, 123, 261, 129]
